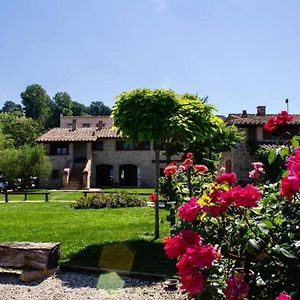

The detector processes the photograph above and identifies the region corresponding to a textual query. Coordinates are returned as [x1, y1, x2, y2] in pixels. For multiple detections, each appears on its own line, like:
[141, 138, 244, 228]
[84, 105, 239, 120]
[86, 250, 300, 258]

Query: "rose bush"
[161, 113, 299, 299]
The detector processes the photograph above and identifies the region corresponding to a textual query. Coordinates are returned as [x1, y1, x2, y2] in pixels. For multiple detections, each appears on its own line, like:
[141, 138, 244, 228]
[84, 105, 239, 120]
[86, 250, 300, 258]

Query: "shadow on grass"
[62, 240, 176, 278]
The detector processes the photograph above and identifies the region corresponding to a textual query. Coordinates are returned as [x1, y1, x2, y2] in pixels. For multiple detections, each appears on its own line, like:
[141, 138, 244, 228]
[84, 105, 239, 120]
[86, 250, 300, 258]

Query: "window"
[263, 125, 298, 141]
[51, 170, 60, 179]
[82, 123, 91, 128]
[92, 141, 104, 151]
[50, 143, 69, 155]
[247, 127, 256, 142]
[263, 129, 276, 141]
[116, 140, 150, 151]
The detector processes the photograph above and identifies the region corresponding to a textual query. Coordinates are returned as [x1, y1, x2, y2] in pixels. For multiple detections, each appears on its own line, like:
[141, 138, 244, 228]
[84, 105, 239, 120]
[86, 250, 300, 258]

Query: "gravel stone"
[0, 270, 186, 300]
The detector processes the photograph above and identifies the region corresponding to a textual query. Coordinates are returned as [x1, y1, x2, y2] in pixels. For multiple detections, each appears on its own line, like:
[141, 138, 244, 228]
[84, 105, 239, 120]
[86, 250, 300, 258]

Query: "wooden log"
[0, 242, 60, 270]
[20, 267, 59, 282]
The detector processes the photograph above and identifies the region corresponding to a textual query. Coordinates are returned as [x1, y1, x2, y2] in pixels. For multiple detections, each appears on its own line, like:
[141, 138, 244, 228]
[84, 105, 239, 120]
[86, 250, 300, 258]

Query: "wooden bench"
[1, 191, 51, 202]
[0, 242, 60, 282]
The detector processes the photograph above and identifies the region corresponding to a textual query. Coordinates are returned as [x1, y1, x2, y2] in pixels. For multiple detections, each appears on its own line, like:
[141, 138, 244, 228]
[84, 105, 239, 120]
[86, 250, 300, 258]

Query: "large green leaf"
[263, 219, 274, 229]
[291, 135, 300, 148]
[268, 148, 277, 165]
[279, 146, 289, 158]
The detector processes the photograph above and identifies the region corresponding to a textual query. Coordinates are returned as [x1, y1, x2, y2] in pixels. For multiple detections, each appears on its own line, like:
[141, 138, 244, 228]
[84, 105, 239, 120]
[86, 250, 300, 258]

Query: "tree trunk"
[154, 148, 160, 239]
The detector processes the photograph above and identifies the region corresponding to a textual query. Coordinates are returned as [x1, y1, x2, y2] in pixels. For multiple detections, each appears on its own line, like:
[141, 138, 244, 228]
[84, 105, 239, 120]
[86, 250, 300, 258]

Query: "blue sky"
[0, 0, 299, 115]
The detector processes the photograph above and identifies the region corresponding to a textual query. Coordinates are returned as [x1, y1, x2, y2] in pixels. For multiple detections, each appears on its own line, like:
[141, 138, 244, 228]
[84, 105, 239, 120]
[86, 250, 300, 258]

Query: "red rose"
[276, 111, 293, 124]
[216, 172, 237, 186]
[178, 197, 201, 222]
[182, 158, 193, 170]
[194, 164, 208, 172]
[164, 162, 177, 176]
[163, 229, 202, 259]
[230, 184, 261, 207]
[203, 189, 232, 216]
[280, 175, 300, 199]
[186, 152, 194, 159]
[263, 116, 277, 132]
[148, 192, 158, 202]
[180, 271, 205, 296]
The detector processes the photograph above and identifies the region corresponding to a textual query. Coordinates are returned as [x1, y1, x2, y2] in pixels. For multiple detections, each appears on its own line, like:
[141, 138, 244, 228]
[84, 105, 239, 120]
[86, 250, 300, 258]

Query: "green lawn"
[0, 202, 175, 275]
[0, 188, 154, 202]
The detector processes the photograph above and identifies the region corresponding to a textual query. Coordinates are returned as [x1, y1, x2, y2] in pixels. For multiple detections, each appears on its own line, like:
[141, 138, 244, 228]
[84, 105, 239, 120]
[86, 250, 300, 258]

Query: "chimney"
[72, 119, 77, 131]
[97, 120, 103, 131]
[256, 106, 266, 116]
[242, 110, 248, 118]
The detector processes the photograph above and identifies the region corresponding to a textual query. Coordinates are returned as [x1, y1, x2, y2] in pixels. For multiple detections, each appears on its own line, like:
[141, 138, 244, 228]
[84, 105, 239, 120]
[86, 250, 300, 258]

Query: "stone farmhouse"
[37, 107, 300, 189]
[37, 115, 170, 189]
[220, 106, 300, 180]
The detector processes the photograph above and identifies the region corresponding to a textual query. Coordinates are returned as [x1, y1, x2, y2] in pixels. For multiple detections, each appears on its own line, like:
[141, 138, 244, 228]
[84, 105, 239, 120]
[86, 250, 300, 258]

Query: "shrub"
[161, 113, 300, 300]
[72, 192, 146, 209]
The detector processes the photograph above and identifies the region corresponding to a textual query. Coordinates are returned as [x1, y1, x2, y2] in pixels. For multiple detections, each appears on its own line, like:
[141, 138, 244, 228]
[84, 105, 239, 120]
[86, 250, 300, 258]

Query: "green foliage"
[0, 144, 51, 189]
[0, 114, 44, 147]
[21, 84, 51, 124]
[1, 101, 23, 115]
[72, 192, 146, 209]
[164, 153, 300, 299]
[112, 88, 179, 144]
[256, 145, 286, 182]
[46, 92, 74, 128]
[112, 89, 242, 169]
[72, 101, 89, 116]
[88, 101, 111, 116]
[53, 92, 73, 116]
[291, 135, 300, 148]
[187, 117, 244, 169]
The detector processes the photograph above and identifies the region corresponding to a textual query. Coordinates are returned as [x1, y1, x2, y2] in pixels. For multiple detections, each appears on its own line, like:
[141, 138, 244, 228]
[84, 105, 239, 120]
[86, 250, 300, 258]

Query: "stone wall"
[60, 116, 112, 128]
[91, 140, 157, 187]
[40, 140, 173, 188]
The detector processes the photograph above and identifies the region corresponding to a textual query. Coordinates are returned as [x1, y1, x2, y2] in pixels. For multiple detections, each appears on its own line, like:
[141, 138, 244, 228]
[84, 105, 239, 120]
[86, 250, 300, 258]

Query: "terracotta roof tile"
[37, 127, 122, 142]
[226, 114, 300, 126]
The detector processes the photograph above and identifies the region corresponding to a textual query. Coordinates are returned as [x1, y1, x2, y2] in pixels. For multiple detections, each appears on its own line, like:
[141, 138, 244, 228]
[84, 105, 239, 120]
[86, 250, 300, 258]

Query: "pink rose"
[280, 175, 300, 199]
[216, 172, 237, 186]
[230, 184, 261, 207]
[224, 276, 249, 300]
[275, 292, 292, 300]
[178, 197, 201, 222]
[180, 271, 205, 295]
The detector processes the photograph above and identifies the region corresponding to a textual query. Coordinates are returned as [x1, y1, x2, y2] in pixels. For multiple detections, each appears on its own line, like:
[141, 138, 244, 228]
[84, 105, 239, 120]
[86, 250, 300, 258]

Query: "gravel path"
[0, 270, 186, 300]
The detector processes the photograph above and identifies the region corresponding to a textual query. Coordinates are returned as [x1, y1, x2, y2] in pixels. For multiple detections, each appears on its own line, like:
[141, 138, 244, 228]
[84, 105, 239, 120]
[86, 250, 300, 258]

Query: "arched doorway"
[96, 164, 113, 186]
[119, 164, 137, 186]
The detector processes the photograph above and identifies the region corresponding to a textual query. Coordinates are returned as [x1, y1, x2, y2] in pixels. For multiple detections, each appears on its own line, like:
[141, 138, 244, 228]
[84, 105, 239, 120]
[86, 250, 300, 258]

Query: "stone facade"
[37, 116, 172, 189]
[40, 139, 165, 189]
[60, 115, 113, 128]
[220, 106, 300, 181]
[91, 140, 157, 187]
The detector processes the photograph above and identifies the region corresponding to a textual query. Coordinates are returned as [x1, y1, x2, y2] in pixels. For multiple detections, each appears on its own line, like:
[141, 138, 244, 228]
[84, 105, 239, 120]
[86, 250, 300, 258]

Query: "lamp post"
[285, 98, 289, 112]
